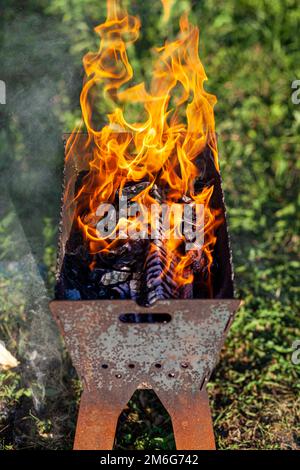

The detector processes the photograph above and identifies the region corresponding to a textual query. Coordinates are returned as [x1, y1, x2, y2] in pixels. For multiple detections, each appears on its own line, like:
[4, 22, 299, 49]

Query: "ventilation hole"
[154, 363, 162, 369]
[128, 364, 135, 369]
[115, 374, 122, 379]
[168, 373, 175, 378]
[119, 313, 172, 324]
[101, 364, 108, 369]
[180, 362, 189, 369]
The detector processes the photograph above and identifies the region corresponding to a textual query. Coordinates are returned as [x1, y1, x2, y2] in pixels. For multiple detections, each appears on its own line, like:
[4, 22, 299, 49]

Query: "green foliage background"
[0, 0, 299, 449]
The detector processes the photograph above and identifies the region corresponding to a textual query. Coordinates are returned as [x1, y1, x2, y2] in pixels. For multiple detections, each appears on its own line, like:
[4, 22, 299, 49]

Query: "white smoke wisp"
[0, 190, 63, 411]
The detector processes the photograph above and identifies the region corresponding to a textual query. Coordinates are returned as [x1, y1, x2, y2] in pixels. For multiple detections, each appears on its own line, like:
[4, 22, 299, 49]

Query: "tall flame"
[66, 0, 222, 293]
[161, 0, 175, 23]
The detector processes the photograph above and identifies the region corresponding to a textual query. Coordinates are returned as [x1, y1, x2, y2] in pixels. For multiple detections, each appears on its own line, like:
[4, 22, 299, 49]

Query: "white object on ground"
[0, 341, 19, 370]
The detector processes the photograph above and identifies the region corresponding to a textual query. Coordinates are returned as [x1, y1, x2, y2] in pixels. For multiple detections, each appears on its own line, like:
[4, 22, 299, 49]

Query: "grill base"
[74, 388, 214, 450]
[50, 299, 240, 450]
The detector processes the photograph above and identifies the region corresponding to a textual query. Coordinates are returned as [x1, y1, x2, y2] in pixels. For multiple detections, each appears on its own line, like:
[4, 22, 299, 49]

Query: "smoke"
[0, 188, 63, 410]
[0, 12, 81, 262]
[0, 10, 80, 409]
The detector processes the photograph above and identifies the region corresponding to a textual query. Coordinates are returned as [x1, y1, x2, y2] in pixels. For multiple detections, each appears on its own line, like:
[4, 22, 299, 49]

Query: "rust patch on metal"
[50, 298, 241, 450]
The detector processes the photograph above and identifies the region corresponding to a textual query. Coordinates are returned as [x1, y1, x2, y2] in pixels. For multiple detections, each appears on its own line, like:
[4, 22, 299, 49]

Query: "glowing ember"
[65, 0, 223, 298]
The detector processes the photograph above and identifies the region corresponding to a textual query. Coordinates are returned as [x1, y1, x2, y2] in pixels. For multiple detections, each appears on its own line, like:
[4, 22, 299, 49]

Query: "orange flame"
[66, 0, 222, 294]
[161, 0, 175, 23]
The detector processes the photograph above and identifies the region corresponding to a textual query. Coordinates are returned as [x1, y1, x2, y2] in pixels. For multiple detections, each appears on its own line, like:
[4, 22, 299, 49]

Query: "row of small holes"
[102, 362, 207, 387]
[112, 374, 208, 385]
[101, 362, 190, 374]
[114, 372, 176, 379]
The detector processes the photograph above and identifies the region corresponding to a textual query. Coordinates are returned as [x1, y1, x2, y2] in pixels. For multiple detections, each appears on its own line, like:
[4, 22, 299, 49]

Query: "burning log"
[141, 242, 180, 305]
[58, 164, 220, 304]
[57, 142, 232, 304]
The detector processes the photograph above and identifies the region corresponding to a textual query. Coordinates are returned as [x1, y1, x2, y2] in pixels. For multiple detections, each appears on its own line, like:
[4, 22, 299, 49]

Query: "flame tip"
[67, 0, 220, 294]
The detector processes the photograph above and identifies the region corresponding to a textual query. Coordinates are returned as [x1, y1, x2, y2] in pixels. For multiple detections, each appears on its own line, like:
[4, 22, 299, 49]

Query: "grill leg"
[73, 390, 128, 450]
[158, 389, 216, 450]
[74, 388, 215, 450]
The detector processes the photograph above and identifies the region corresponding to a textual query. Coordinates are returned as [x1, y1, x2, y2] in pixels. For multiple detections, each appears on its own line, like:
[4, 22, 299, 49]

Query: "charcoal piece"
[179, 268, 194, 300]
[65, 230, 87, 255]
[146, 269, 177, 297]
[59, 253, 90, 293]
[147, 287, 169, 303]
[150, 184, 164, 203]
[139, 243, 180, 306]
[65, 288, 81, 300]
[95, 239, 149, 272]
[129, 273, 142, 301]
[120, 181, 150, 200]
[136, 181, 180, 306]
[111, 282, 131, 299]
[100, 271, 130, 286]
[181, 194, 192, 203]
[89, 268, 107, 283]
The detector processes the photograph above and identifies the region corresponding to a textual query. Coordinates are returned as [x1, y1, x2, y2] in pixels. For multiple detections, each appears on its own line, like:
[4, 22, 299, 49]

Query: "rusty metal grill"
[49, 135, 241, 450]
